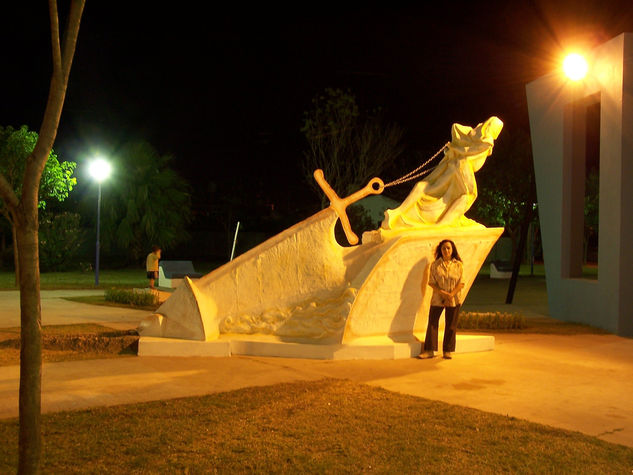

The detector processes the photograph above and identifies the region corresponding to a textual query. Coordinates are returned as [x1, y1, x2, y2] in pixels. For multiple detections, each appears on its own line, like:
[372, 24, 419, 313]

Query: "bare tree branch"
[48, 0, 62, 72]
[24, 0, 84, 213]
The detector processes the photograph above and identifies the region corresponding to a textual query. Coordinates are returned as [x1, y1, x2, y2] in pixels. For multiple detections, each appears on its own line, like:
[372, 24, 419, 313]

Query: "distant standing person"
[146, 245, 161, 289]
[420, 239, 464, 360]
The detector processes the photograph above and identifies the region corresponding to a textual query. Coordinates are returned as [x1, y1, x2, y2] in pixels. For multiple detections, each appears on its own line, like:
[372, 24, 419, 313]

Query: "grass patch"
[464, 275, 549, 308]
[460, 314, 609, 335]
[0, 270, 147, 290]
[0, 262, 222, 290]
[459, 311, 526, 330]
[104, 288, 159, 308]
[477, 263, 547, 278]
[62, 295, 160, 312]
[517, 317, 610, 335]
[0, 324, 138, 367]
[0, 379, 630, 473]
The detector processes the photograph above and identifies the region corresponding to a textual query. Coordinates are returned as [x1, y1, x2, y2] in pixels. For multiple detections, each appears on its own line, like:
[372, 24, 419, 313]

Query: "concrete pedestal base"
[138, 333, 494, 360]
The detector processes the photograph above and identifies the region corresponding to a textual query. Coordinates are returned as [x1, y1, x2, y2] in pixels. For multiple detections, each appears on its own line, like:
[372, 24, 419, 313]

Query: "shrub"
[104, 288, 158, 307]
[458, 311, 526, 330]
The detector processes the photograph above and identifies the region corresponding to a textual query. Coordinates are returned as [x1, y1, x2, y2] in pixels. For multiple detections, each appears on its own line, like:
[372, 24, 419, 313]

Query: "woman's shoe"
[418, 351, 435, 359]
[443, 352, 453, 359]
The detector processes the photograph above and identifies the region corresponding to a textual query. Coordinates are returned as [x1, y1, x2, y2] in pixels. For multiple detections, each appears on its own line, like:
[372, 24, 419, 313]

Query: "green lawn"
[0, 261, 224, 290]
[0, 270, 146, 290]
[0, 379, 631, 473]
[477, 262, 598, 279]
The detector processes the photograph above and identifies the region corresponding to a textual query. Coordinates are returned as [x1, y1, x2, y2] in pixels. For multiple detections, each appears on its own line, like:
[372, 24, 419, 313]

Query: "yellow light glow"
[89, 158, 111, 182]
[563, 53, 588, 81]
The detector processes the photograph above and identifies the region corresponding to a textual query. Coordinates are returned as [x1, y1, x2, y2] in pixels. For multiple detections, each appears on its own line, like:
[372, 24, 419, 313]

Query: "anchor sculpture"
[138, 117, 505, 360]
[313, 169, 384, 245]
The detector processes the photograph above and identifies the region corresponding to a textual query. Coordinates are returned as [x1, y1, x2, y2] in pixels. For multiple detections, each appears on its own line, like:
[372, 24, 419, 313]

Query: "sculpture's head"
[483, 116, 504, 140]
[466, 116, 504, 172]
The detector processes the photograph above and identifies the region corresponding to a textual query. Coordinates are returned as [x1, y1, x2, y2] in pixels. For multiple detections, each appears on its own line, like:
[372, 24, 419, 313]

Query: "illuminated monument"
[138, 117, 504, 358]
[526, 33, 633, 336]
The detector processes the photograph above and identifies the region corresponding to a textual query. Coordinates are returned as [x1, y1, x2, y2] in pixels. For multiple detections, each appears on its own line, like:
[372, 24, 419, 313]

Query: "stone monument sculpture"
[382, 116, 503, 229]
[138, 117, 504, 359]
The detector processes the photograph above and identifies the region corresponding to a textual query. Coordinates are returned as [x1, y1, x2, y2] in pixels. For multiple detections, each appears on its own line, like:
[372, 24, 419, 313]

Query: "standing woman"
[420, 239, 465, 359]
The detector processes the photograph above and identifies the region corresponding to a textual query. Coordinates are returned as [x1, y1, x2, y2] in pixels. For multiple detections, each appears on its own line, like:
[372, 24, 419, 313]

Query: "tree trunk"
[506, 203, 535, 304]
[10, 3, 85, 473]
[16, 212, 42, 474]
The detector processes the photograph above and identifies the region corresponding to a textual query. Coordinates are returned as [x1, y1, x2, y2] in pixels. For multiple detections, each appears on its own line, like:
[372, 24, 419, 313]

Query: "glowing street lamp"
[88, 158, 111, 286]
[563, 53, 589, 81]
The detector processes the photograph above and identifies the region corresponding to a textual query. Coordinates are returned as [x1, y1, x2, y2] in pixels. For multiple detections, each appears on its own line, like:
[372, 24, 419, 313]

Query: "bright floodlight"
[89, 158, 111, 182]
[563, 53, 588, 81]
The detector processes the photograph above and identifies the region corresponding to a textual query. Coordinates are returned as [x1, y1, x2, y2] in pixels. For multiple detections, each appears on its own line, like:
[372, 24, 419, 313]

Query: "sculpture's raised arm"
[380, 116, 503, 232]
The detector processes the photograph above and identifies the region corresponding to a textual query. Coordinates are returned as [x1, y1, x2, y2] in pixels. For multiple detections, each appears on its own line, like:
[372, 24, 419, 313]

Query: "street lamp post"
[89, 158, 111, 286]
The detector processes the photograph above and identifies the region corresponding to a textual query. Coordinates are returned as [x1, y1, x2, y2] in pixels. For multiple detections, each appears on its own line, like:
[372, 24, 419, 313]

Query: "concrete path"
[0, 289, 632, 449]
[0, 290, 147, 329]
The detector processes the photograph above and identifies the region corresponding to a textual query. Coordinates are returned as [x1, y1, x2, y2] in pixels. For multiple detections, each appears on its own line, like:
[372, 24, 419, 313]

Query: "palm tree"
[102, 141, 192, 262]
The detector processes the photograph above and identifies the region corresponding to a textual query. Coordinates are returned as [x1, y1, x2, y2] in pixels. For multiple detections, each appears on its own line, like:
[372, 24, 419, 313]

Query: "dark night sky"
[2, 1, 633, 216]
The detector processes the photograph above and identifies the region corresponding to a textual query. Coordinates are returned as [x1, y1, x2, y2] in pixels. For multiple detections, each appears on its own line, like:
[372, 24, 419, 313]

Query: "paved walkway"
[0, 290, 632, 449]
[0, 290, 147, 329]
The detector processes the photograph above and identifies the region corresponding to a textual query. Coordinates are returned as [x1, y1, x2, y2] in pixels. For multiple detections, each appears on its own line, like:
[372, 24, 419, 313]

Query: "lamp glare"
[89, 158, 111, 182]
[563, 53, 588, 81]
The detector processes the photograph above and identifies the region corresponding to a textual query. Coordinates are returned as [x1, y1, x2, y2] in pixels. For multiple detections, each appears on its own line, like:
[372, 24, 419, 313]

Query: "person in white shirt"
[419, 239, 464, 360]
[146, 245, 162, 290]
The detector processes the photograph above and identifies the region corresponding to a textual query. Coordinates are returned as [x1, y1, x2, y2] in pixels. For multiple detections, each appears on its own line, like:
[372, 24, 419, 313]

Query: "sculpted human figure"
[381, 116, 503, 231]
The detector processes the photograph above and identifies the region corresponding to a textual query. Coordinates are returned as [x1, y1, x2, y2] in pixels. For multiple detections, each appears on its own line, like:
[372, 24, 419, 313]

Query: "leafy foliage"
[332, 203, 376, 247]
[38, 212, 85, 271]
[584, 169, 599, 231]
[468, 128, 535, 230]
[584, 169, 599, 261]
[101, 141, 192, 262]
[0, 125, 76, 212]
[301, 88, 405, 207]
[467, 128, 537, 260]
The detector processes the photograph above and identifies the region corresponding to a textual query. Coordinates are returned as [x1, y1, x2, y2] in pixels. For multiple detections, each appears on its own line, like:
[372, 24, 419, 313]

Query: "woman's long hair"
[435, 239, 462, 261]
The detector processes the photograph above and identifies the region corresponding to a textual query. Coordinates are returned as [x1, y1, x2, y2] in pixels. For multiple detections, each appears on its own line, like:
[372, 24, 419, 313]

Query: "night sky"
[2, 1, 633, 216]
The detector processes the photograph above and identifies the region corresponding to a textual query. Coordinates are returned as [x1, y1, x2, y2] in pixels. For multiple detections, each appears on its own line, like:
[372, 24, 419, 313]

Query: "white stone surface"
[527, 33, 633, 337]
[344, 227, 503, 342]
[138, 117, 504, 358]
[138, 333, 494, 359]
[382, 116, 503, 230]
[138, 278, 218, 341]
[490, 262, 512, 279]
[138, 212, 502, 346]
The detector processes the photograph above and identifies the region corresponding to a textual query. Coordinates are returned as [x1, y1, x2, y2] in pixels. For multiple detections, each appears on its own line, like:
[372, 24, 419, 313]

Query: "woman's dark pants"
[424, 305, 460, 352]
